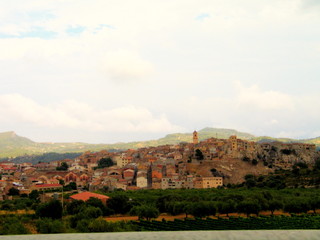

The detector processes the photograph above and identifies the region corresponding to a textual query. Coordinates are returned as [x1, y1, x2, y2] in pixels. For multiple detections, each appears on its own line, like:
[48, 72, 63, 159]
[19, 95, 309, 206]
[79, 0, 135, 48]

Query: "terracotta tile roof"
[3, 167, 17, 170]
[70, 192, 110, 201]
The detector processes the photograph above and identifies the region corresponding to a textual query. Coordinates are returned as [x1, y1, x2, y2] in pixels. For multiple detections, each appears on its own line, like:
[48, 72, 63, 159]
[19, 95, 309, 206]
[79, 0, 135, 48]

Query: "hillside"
[0, 131, 112, 158]
[0, 128, 319, 158]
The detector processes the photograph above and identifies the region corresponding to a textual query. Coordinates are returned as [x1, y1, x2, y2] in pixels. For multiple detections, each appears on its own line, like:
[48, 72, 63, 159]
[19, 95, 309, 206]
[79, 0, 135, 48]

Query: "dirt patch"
[0, 210, 35, 215]
[105, 211, 297, 222]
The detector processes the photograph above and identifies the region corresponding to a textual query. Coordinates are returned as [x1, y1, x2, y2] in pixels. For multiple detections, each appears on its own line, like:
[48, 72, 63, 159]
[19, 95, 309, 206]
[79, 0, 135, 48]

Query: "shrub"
[36, 218, 65, 233]
[76, 219, 90, 232]
[0, 216, 30, 235]
[252, 159, 258, 165]
[88, 218, 115, 232]
[36, 200, 62, 219]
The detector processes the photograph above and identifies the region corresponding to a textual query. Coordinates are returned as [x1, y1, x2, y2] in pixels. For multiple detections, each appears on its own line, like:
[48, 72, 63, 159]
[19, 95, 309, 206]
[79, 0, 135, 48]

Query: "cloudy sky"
[0, 0, 319, 143]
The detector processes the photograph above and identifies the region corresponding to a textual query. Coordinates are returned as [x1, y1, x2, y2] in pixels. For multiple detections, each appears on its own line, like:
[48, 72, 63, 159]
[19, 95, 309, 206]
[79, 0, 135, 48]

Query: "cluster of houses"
[0, 132, 317, 199]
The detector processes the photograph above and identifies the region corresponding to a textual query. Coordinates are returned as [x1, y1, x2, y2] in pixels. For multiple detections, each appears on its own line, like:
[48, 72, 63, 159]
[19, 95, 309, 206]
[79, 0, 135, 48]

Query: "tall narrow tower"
[193, 130, 199, 144]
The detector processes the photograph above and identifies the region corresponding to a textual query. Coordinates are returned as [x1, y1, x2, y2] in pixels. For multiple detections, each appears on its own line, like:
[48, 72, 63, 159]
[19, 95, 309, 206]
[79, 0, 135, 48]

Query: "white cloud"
[164, 82, 320, 139]
[0, 0, 319, 141]
[0, 94, 182, 134]
[100, 50, 155, 83]
[234, 81, 294, 111]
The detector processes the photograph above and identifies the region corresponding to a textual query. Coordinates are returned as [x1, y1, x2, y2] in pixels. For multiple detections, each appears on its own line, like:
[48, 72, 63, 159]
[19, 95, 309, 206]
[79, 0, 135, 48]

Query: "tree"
[96, 158, 114, 169]
[70, 205, 104, 230]
[64, 182, 77, 191]
[314, 159, 320, 171]
[190, 202, 213, 218]
[182, 202, 194, 218]
[217, 200, 236, 217]
[75, 219, 90, 232]
[86, 197, 113, 216]
[207, 202, 217, 216]
[36, 200, 63, 219]
[244, 175, 256, 188]
[309, 197, 320, 214]
[36, 218, 65, 233]
[56, 162, 69, 171]
[81, 206, 103, 219]
[245, 178, 256, 188]
[284, 199, 310, 215]
[66, 200, 86, 215]
[130, 205, 159, 221]
[237, 200, 261, 217]
[210, 168, 217, 176]
[29, 190, 40, 201]
[295, 162, 308, 169]
[195, 149, 204, 160]
[252, 159, 258, 165]
[156, 194, 183, 213]
[8, 187, 20, 196]
[242, 157, 250, 162]
[268, 200, 283, 215]
[88, 218, 111, 232]
[107, 195, 131, 214]
[0, 216, 30, 235]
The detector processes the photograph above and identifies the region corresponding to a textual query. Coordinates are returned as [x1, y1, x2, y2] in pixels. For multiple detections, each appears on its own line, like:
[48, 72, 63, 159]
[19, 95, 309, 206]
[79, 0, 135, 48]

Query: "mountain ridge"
[0, 128, 319, 158]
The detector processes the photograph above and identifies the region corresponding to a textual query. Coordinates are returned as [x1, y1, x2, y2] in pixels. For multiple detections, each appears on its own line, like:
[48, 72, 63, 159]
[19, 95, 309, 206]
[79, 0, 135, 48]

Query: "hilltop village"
[0, 131, 318, 198]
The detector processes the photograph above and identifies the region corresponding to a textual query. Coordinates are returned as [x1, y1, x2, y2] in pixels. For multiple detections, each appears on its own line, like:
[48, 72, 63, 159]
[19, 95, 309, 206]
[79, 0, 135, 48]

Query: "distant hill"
[0, 128, 319, 159]
[0, 131, 113, 158]
[0, 152, 83, 165]
[198, 127, 255, 140]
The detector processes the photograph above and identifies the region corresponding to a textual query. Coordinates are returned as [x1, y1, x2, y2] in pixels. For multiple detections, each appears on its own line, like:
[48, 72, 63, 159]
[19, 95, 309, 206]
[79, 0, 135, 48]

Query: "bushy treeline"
[35, 197, 138, 234]
[31, 187, 320, 234]
[0, 197, 138, 234]
[3, 186, 320, 234]
[0, 215, 31, 235]
[102, 188, 320, 218]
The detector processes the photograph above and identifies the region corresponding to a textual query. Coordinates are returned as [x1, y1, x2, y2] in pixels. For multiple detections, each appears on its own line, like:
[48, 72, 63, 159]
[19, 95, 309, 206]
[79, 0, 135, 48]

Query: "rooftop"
[70, 191, 110, 201]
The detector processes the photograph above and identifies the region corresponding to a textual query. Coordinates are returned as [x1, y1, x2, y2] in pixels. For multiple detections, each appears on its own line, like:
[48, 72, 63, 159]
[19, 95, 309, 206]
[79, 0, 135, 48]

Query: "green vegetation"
[0, 215, 31, 235]
[36, 218, 66, 233]
[36, 200, 63, 219]
[242, 161, 320, 189]
[56, 162, 69, 171]
[2, 187, 320, 234]
[195, 149, 204, 160]
[8, 187, 20, 196]
[130, 205, 160, 220]
[95, 157, 114, 169]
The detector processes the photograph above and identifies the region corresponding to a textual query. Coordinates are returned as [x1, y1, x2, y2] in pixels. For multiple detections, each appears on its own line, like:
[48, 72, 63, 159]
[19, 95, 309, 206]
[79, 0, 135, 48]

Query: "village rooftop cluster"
[0, 131, 317, 200]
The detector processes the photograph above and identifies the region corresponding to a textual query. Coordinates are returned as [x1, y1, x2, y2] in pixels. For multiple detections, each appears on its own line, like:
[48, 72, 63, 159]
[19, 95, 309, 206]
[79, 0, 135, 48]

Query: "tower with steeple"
[193, 130, 199, 144]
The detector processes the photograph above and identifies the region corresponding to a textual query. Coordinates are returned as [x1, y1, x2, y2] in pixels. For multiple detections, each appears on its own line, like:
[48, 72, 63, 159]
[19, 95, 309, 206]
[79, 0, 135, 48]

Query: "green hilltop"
[0, 128, 319, 159]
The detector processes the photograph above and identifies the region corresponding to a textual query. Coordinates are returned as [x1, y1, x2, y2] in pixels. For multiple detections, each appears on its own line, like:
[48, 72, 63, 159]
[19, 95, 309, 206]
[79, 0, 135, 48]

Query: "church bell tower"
[193, 130, 199, 144]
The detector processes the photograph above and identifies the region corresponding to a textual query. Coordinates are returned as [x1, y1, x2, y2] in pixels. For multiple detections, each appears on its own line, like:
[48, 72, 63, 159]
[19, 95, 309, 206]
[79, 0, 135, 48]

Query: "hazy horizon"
[1, 0, 319, 143]
[1, 127, 319, 145]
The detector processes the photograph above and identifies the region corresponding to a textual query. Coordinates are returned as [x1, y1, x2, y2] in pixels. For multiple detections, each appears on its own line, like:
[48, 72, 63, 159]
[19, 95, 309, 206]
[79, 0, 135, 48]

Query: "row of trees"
[2, 187, 320, 234]
[103, 188, 320, 218]
[3, 187, 320, 219]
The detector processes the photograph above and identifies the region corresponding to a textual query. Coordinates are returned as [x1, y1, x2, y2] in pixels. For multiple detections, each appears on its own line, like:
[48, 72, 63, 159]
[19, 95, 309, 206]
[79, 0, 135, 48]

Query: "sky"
[0, 0, 319, 143]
